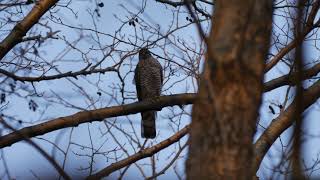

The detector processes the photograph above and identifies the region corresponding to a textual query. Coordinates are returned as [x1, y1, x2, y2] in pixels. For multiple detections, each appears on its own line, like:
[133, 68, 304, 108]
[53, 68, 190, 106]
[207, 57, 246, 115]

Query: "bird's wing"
[160, 62, 163, 85]
[156, 57, 163, 86]
[134, 63, 142, 101]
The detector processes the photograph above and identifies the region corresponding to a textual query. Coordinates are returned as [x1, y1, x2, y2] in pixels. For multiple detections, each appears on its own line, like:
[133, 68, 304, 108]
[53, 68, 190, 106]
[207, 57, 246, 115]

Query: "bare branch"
[86, 125, 189, 179]
[264, 62, 320, 92]
[254, 79, 320, 173]
[0, 0, 59, 60]
[265, 0, 320, 72]
[155, 0, 188, 7]
[0, 118, 71, 180]
[0, 66, 117, 82]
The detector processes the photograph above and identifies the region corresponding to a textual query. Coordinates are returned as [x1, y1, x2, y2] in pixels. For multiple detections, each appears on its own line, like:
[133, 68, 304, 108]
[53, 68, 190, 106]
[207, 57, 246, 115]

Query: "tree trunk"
[186, 1, 274, 179]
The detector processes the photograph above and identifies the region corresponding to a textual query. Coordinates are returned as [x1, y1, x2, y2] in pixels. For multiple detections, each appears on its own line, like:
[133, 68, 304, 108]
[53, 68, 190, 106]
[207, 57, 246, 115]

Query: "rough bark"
[186, 1, 274, 179]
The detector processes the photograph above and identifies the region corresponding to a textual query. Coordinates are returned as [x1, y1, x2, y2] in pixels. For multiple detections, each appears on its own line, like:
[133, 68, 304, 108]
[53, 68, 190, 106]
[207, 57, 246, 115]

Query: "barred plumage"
[134, 48, 163, 138]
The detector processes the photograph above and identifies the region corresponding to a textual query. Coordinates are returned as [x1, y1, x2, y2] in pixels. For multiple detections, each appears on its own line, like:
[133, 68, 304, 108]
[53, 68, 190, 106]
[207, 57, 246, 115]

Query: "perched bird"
[134, 48, 163, 138]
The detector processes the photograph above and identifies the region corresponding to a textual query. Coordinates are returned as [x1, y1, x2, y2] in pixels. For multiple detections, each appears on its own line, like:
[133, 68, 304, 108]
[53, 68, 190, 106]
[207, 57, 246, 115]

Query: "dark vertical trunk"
[187, 1, 274, 179]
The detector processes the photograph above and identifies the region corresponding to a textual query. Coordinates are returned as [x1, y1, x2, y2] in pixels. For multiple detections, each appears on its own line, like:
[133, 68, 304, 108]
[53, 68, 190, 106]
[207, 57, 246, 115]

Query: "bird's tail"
[141, 111, 156, 139]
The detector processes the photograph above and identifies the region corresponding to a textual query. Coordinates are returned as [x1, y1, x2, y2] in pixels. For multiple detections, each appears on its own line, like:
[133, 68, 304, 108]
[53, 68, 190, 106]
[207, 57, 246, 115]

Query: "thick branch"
[253, 79, 320, 173]
[0, 93, 195, 148]
[86, 125, 190, 179]
[0, 0, 58, 60]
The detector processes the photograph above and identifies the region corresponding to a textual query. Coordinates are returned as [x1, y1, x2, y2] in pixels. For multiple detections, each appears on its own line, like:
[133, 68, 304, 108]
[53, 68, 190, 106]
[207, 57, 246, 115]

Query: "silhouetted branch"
[86, 125, 189, 179]
[263, 62, 320, 92]
[0, 66, 117, 82]
[265, 0, 320, 72]
[146, 141, 188, 180]
[155, 0, 188, 7]
[254, 79, 320, 173]
[0, 118, 71, 180]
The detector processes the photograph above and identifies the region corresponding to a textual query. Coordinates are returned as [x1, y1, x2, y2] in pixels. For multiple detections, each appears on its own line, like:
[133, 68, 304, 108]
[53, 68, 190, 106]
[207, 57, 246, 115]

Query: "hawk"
[134, 48, 163, 139]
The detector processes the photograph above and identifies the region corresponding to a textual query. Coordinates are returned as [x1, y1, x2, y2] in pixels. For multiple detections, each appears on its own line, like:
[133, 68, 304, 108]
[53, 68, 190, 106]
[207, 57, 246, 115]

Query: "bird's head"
[139, 48, 152, 60]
